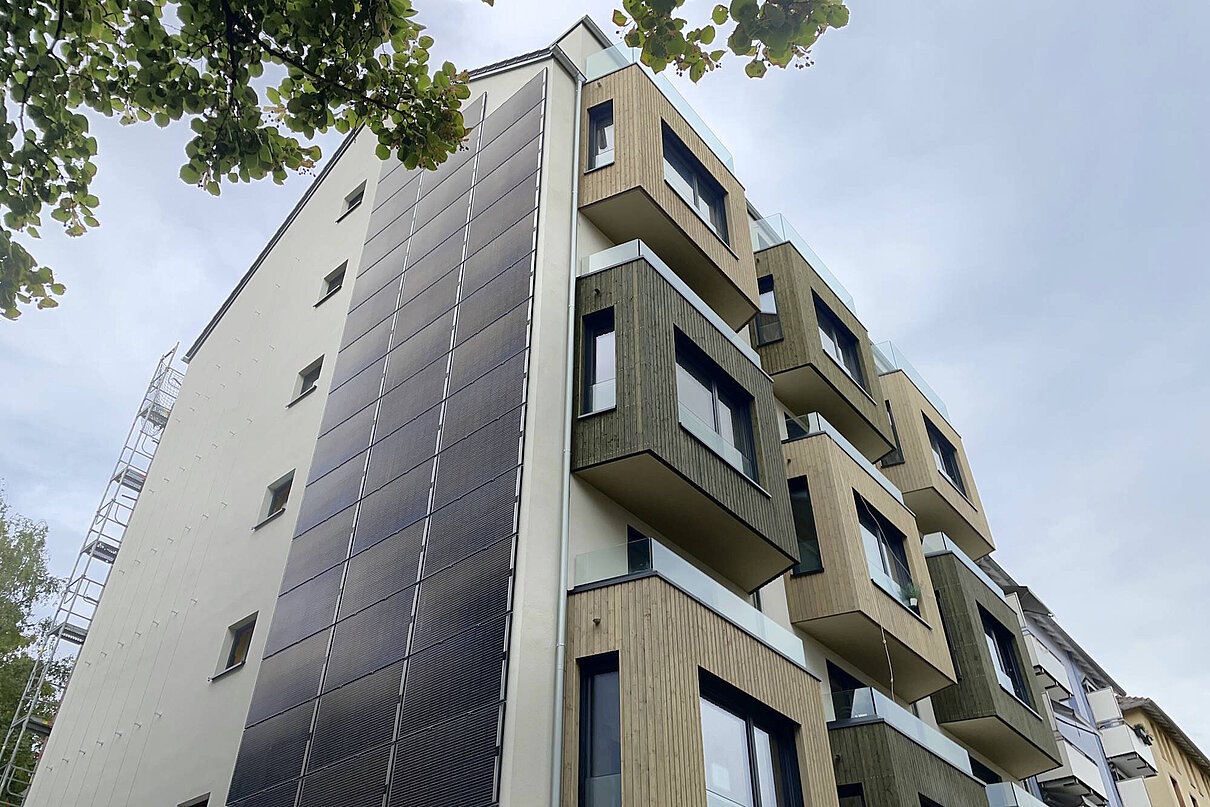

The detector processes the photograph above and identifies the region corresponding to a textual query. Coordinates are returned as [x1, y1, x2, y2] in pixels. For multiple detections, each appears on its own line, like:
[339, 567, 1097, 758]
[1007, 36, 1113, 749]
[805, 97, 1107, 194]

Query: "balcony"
[828, 688, 989, 807]
[1118, 777, 1155, 807]
[572, 242, 797, 591]
[781, 414, 956, 702]
[574, 537, 806, 668]
[1101, 723, 1158, 779]
[1024, 631, 1073, 700]
[1088, 687, 1121, 726]
[1037, 734, 1109, 806]
[876, 342, 995, 559]
[924, 536, 1060, 778]
[749, 230, 893, 462]
[986, 782, 1049, 807]
[580, 49, 757, 329]
[564, 548, 835, 807]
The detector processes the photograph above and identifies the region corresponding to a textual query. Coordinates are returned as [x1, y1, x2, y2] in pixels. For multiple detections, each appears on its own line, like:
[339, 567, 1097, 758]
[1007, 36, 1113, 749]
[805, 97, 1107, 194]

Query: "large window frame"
[980, 606, 1032, 706]
[925, 417, 967, 496]
[814, 295, 867, 392]
[854, 492, 918, 614]
[699, 674, 802, 807]
[583, 308, 617, 415]
[662, 124, 729, 244]
[674, 332, 758, 482]
[579, 653, 622, 807]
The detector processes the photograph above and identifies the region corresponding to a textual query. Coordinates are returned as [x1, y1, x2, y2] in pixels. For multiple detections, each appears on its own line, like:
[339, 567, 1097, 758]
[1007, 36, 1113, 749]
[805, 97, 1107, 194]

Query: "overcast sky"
[2, 0, 1207, 749]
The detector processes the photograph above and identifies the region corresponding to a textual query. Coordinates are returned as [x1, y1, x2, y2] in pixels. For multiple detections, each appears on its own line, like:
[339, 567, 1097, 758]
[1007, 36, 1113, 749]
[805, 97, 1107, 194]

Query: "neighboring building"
[14, 15, 1191, 807]
[1119, 698, 1210, 807]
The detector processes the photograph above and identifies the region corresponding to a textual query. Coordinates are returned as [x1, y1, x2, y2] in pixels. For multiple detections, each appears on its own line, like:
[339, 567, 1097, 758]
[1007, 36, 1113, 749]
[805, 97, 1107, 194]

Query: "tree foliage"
[1, 0, 848, 319]
[0, 485, 61, 790]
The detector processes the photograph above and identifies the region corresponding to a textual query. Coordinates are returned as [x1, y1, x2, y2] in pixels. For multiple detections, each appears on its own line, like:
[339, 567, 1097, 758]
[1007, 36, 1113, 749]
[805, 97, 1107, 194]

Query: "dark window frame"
[925, 417, 967, 496]
[337, 181, 366, 221]
[980, 605, 1032, 706]
[674, 331, 758, 482]
[880, 401, 905, 467]
[226, 617, 256, 669]
[754, 275, 784, 345]
[579, 652, 622, 807]
[661, 124, 729, 244]
[699, 671, 803, 807]
[813, 294, 868, 391]
[266, 473, 293, 519]
[317, 261, 347, 305]
[854, 492, 918, 614]
[587, 101, 615, 170]
[582, 308, 616, 415]
[837, 783, 867, 807]
[788, 477, 823, 576]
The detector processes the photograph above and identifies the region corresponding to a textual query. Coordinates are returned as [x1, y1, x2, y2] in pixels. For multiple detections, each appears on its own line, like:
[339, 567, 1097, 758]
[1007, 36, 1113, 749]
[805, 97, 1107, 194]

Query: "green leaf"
[745, 59, 767, 78]
[712, 4, 729, 24]
[612, 9, 628, 27]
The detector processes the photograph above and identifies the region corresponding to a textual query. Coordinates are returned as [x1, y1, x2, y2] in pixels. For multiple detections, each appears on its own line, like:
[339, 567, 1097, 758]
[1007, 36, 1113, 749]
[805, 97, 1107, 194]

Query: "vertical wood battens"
[562, 577, 836, 807]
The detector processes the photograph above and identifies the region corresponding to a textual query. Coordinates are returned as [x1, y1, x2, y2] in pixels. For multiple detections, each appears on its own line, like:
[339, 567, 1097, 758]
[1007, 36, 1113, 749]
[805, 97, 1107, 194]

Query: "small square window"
[216, 616, 256, 677]
[587, 101, 614, 169]
[338, 182, 366, 220]
[317, 262, 347, 305]
[290, 357, 323, 405]
[179, 795, 210, 807]
[258, 471, 294, 526]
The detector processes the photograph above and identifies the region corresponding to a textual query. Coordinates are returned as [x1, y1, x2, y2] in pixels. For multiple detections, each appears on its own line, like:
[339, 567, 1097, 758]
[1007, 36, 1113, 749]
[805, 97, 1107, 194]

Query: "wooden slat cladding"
[926, 552, 1060, 777]
[561, 576, 836, 807]
[829, 721, 988, 807]
[572, 257, 797, 589]
[579, 65, 758, 327]
[879, 370, 995, 558]
[752, 243, 894, 460]
[781, 434, 957, 702]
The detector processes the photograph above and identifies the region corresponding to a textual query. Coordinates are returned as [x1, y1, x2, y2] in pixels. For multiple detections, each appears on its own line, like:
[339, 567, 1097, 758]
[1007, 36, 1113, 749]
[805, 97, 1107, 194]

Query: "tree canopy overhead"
[0, 0, 848, 319]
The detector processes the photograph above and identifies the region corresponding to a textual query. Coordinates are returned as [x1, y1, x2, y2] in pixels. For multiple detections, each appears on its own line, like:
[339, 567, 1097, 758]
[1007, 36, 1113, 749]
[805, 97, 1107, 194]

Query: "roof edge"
[1119, 695, 1210, 776]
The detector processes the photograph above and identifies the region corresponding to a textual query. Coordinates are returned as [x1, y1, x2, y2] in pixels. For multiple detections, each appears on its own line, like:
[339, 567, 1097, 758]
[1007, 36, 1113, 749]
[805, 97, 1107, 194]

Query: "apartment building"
[16, 14, 1180, 807]
[1118, 698, 1210, 807]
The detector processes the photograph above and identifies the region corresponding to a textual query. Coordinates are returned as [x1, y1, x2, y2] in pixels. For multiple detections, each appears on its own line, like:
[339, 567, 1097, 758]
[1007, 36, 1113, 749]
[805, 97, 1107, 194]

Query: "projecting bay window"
[854, 492, 919, 613]
[925, 418, 967, 496]
[699, 679, 801, 807]
[981, 606, 1031, 705]
[814, 295, 867, 391]
[675, 333, 758, 482]
[788, 478, 822, 575]
[588, 101, 615, 169]
[579, 654, 621, 807]
[663, 125, 729, 243]
[754, 275, 783, 345]
[583, 308, 616, 414]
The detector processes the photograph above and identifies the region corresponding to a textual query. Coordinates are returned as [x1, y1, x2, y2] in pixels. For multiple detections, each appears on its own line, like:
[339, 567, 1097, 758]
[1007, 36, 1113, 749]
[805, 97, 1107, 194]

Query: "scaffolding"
[0, 346, 185, 805]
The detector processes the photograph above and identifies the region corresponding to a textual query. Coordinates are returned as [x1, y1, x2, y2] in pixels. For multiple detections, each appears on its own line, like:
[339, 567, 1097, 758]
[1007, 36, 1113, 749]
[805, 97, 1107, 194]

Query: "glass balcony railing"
[986, 782, 1049, 807]
[585, 44, 734, 171]
[749, 215, 857, 317]
[829, 687, 973, 775]
[871, 341, 950, 421]
[922, 533, 1005, 602]
[573, 537, 808, 669]
[784, 413, 904, 504]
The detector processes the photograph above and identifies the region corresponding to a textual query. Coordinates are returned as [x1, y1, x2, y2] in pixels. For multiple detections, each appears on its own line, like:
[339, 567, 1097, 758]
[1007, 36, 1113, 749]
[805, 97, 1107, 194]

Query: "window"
[219, 615, 256, 675]
[699, 679, 800, 807]
[925, 418, 966, 496]
[583, 309, 616, 414]
[854, 493, 917, 613]
[675, 333, 757, 481]
[788, 478, 822, 575]
[837, 784, 866, 807]
[579, 654, 621, 807]
[919, 797, 942, 807]
[291, 357, 323, 404]
[339, 181, 366, 220]
[626, 526, 653, 575]
[753, 276, 783, 345]
[969, 758, 1001, 785]
[179, 795, 210, 807]
[259, 471, 294, 525]
[588, 102, 615, 169]
[880, 402, 905, 467]
[827, 662, 866, 721]
[317, 262, 347, 304]
[814, 296, 867, 391]
[981, 606, 1031, 705]
[662, 125, 729, 243]
[1174, 778, 1188, 807]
